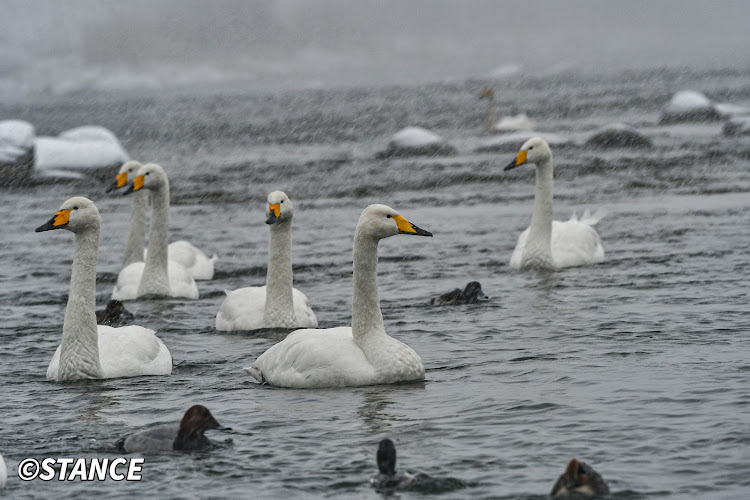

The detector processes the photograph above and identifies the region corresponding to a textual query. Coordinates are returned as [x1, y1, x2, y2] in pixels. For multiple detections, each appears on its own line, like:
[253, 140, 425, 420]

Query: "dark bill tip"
[504, 158, 521, 171]
[265, 213, 278, 225]
[122, 184, 135, 195]
[35, 216, 61, 232]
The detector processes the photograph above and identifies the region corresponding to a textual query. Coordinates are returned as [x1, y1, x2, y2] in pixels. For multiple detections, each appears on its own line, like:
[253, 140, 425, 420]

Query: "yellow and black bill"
[35, 209, 71, 232]
[265, 203, 281, 224]
[504, 150, 528, 171]
[106, 172, 128, 193]
[393, 215, 432, 237]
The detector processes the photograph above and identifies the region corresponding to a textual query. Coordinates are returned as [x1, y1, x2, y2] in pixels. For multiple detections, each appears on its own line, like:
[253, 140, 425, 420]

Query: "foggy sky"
[1, 0, 749, 95]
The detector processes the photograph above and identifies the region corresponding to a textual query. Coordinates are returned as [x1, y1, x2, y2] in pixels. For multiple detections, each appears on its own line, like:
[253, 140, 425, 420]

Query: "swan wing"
[112, 262, 145, 300]
[166, 260, 200, 299]
[245, 327, 376, 388]
[550, 219, 605, 268]
[292, 287, 318, 328]
[47, 325, 172, 380]
[215, 286, 267, 331]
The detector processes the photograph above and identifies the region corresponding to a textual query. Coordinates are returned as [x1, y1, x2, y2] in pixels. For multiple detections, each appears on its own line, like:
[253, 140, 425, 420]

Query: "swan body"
[480, 86, 535, 133]
[108, 161, 216, 280]
[114, 163, 199, 300]
[245, 204, 432, 388]
[505, 137, 605, 270]
[35, 197, 172, 381]
[216, 191, 317, 331]
[0, 452, 6, 489]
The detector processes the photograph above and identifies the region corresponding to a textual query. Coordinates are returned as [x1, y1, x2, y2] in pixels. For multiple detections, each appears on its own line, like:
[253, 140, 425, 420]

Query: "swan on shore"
[244, 204, 432, 388]
[504, 137, 605, 270]
[113, 164, 199, 300]
[216, 191, 317, 331]
[35, 197, 172, 381]
[480, 86, 535, 133]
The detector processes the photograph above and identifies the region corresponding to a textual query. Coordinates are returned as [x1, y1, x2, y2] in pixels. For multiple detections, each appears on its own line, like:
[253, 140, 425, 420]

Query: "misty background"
[1, 0, 749, 98]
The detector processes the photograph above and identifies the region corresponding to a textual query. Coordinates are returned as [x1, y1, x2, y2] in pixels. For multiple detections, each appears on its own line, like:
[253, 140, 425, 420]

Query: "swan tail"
[580, 207, 607, 226]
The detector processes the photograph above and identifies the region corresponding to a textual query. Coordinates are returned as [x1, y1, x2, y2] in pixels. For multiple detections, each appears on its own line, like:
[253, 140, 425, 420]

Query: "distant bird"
[504, 137, 605, 270]
[116, 405, 230, 453]
[480, 86, 535, 133]
[550, 458, 610, 497]
[430, 281, 489, 305]
[370, 439, 427, 489]
[95, 299, 134, 326]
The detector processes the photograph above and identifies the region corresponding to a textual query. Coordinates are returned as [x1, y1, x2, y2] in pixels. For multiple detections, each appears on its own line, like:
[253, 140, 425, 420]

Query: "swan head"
[550, 458, 609, 497]
[479, 86, 494, 100]
[504, 137, 552, 171]
[377, 439, 397, 475]
[357, 204, 432, 240]
[265, 190, 293, 225]
[123, 163, 167, 195]
[35, 196, 100, 233]
[106, 160, 142, 193]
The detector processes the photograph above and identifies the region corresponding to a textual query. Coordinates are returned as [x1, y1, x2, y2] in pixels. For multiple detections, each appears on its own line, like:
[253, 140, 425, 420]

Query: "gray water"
[1, 67, 750, 498]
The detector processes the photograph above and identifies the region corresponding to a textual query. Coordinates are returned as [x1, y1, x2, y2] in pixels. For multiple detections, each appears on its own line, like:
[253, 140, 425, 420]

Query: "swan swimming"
[116, 405, 230, 453]
[107, 161, 217, 280]
[35, 197, 172, 381]
[244, 204, 432, 388]
[504, 137, 605, 270]
[480, 86, 535, 133]
[216, 191, 317, 331]
[112, 163, 199, 300]
[550, 458, 610, 497]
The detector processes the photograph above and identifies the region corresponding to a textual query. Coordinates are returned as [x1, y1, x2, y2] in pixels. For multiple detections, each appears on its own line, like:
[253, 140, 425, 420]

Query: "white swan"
[216, 191, 317, 331]
[108, 161, 217, 279]
[35, 197, 172, 381]
[112, 164, 199, 300]
[0, 452, 6, 488]
[504, 137, 605, 270]
[244, 204, 432, 388]
[480, 86, 535, 133]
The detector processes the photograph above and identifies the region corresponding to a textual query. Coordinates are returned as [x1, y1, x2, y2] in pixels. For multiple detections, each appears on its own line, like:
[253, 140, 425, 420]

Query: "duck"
[550, 458, 610, 497]
[107, 161, 217, 280]
[116, 405, 230, 453]
[113, 163, 199, 300]
[95, 299, 134, 326]
[216, 191, 317, 331]
[430, 281, 489, 306]
[35, 197, 172, 381]
[244, 204, 432, 388]
[480, 86, 535, 133]
[370, 439, 427, 489]
[504, 137, 605, 270]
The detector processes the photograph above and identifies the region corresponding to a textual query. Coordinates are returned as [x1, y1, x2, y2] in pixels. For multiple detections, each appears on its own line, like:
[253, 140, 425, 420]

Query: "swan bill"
[504, 150, 527, 171]
[122, 175, 144, 195]
[35, 209, 71, 232]
[266, 203, 281, 224]
[105, 172, 128, 193]
[393, 215, 432, 237]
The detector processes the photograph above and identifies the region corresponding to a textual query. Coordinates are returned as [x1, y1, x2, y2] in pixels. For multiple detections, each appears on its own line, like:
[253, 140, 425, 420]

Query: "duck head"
[35, 197, 100, 234]
[464, 281, 489, 301]
[504, 137, 552, 171]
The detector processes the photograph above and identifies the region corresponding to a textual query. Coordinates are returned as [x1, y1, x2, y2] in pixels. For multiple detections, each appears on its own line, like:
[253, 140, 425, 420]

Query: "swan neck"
[59, 226, 103, 380]
[122, 190, 148, 267]
[263, 220, 296, 327]
[527, 158, 554, 258]
[351, 230, 385, 342]
[139, 183, 170, 296]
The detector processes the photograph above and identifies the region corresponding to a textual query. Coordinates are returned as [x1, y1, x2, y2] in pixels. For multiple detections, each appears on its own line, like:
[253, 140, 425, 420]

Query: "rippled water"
[1, 68, 750, 498]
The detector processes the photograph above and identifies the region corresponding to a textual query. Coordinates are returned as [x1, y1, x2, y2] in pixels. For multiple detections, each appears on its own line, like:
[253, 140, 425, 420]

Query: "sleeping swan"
[480, 86, 535, 133]
[35, 197, 172, 381]
[107, 161, 217, 280]
[244, 204, 432, 388]
[216, 191, 317, 331]
[112, 163, 199, 300]
[504, 137, 605, 270]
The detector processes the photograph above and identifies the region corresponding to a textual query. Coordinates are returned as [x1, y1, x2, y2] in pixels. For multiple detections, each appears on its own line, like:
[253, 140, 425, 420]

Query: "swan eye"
[280, 200, 284, 203]
[528, 146, 534, 150]
[73, 206, 78, 210]
[145, 172, 150, 176]
[386, 214, 392, 218]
